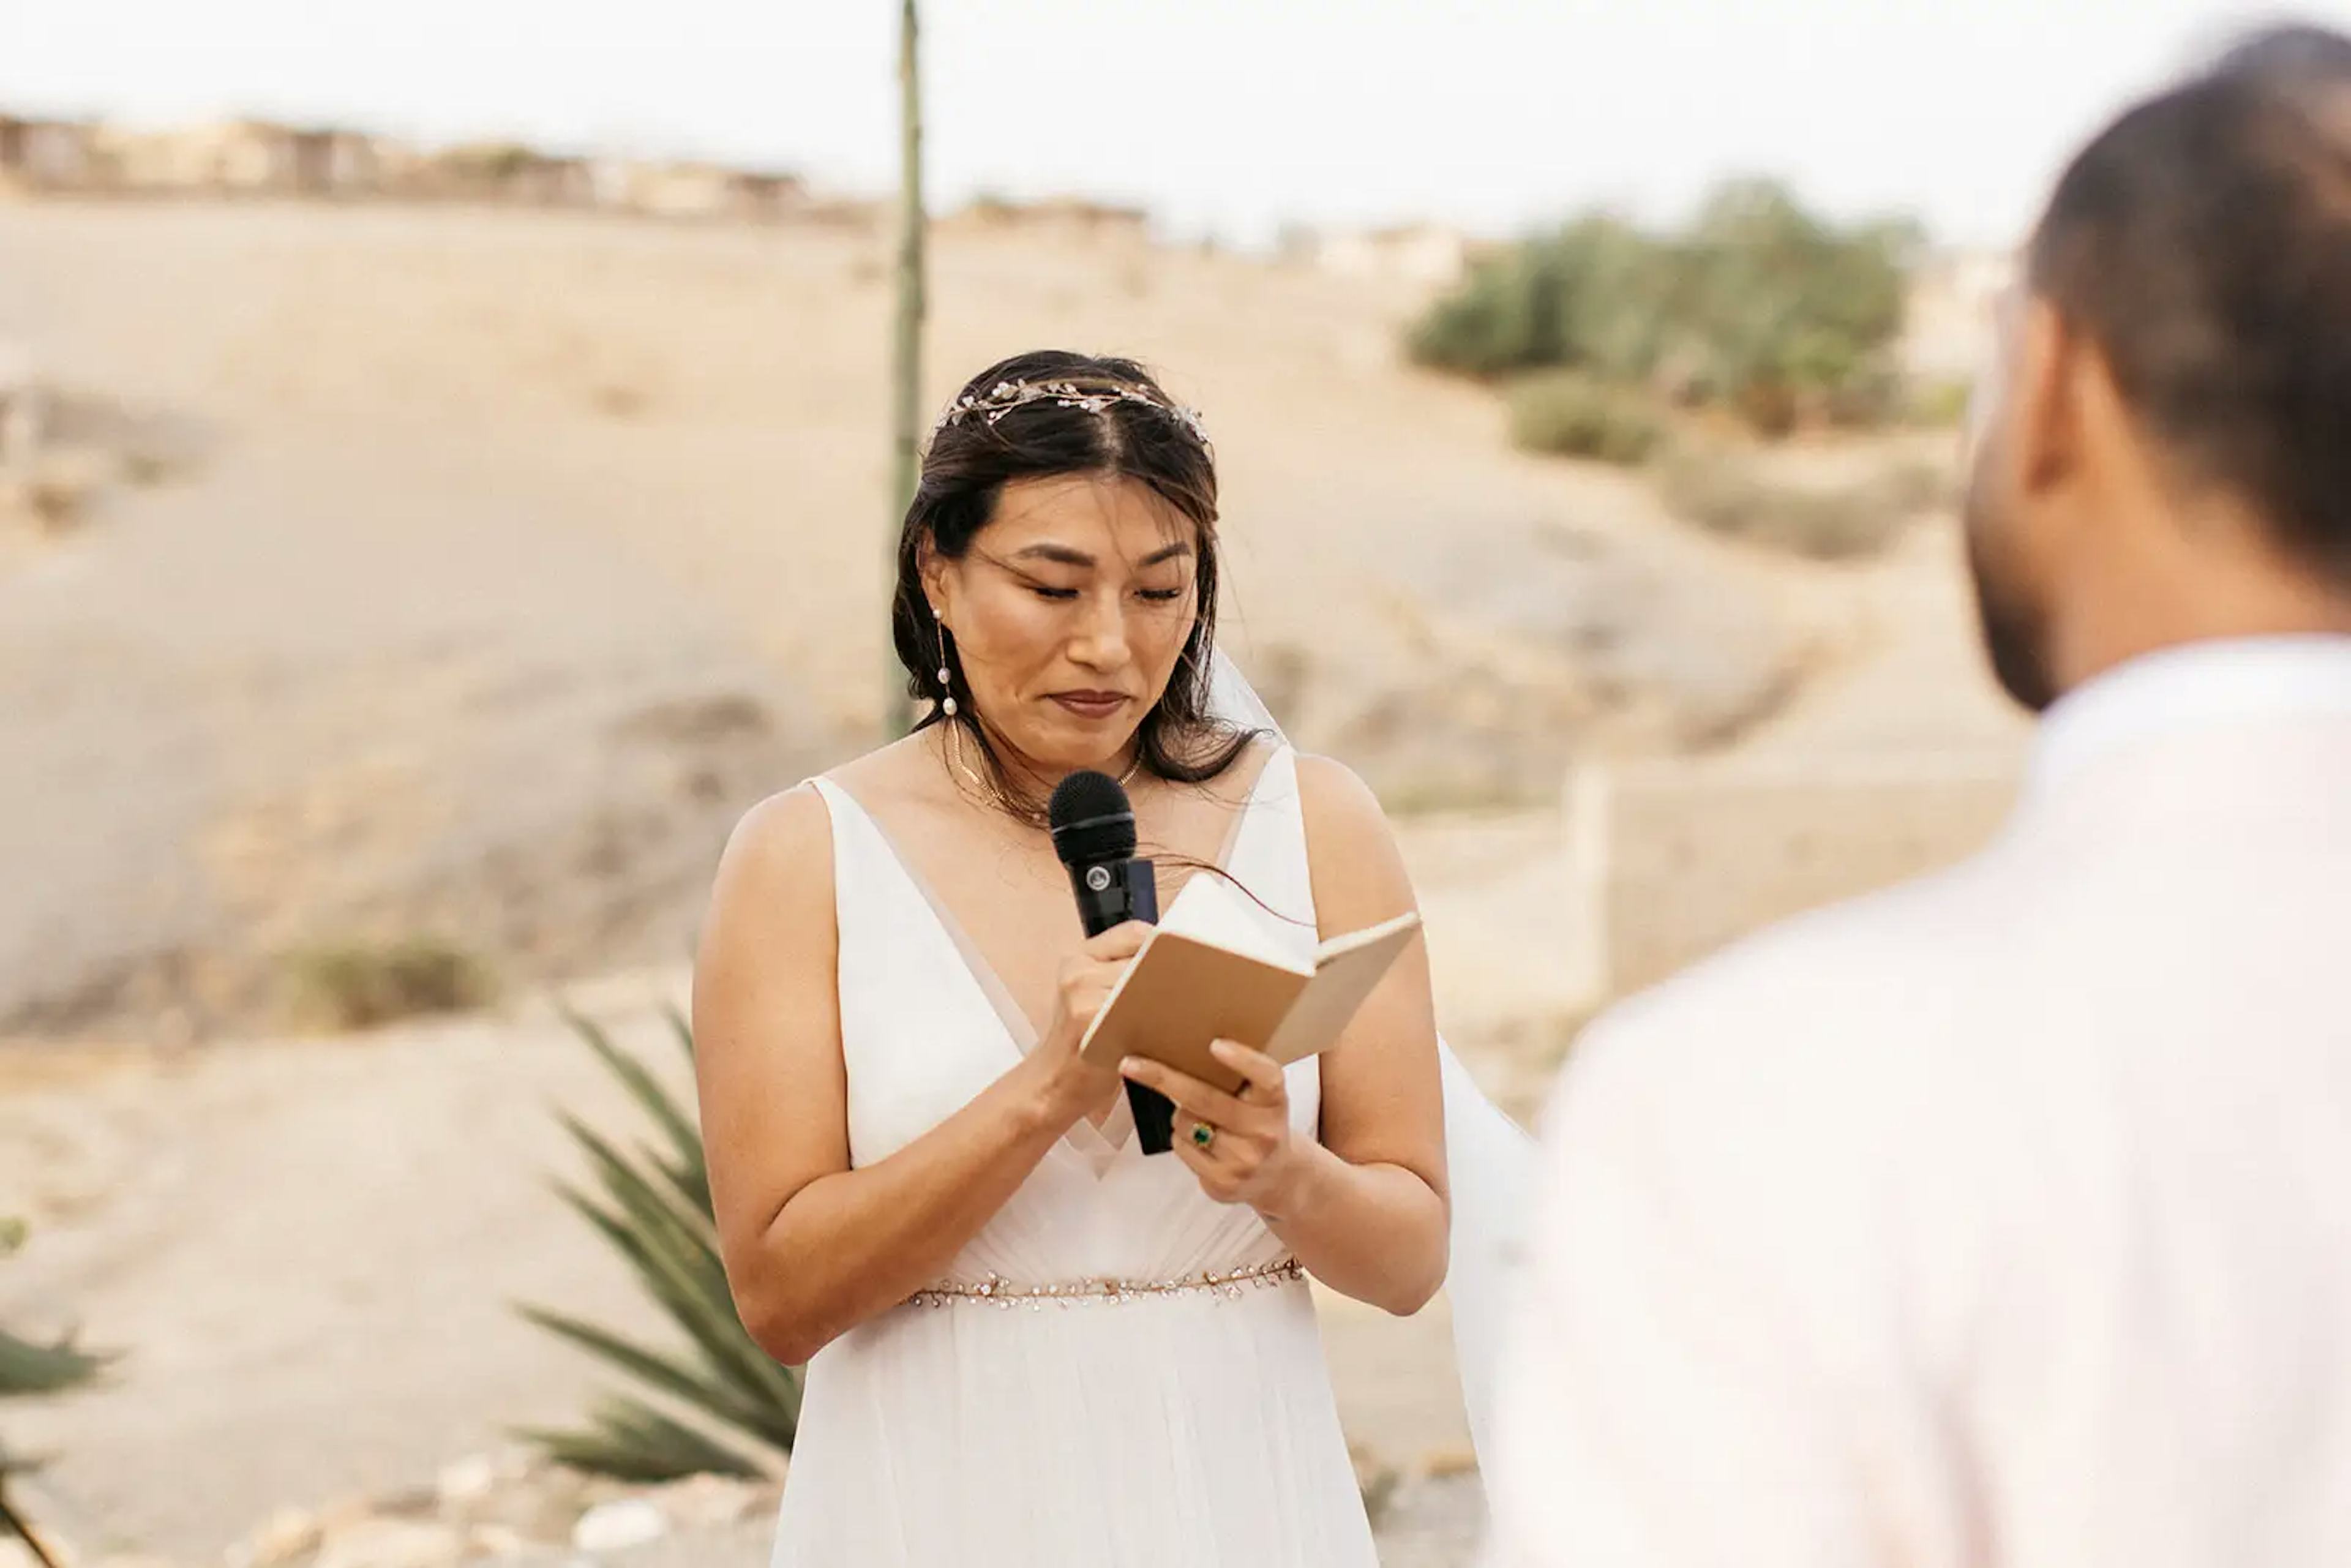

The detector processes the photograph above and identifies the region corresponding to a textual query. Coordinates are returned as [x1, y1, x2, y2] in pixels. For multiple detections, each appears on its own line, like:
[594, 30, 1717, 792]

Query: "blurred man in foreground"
[1487, 24, 2351, 1567]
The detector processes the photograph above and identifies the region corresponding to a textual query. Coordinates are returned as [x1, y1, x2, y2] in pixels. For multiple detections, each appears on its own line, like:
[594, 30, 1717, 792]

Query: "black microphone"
[1048, 770, 1175, 1155]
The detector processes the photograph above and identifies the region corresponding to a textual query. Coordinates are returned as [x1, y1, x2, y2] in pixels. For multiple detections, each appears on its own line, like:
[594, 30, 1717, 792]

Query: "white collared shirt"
[1485, 635, 2351, 1568]
[2030, 634, 2351, 798]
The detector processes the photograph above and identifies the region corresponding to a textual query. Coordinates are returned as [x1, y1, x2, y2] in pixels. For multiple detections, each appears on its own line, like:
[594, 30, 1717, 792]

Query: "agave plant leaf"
[553, 1161, 800, 1420]
[558, 1118, 731, 1324]
[659, 999, 697, 1068]
[557, 1005, 710, 1213]
[651, 1008, 712, 1209]
[559, 1109, 714, 1260]
[553, 1119, 762, 1376]
[513, 1393, 763, 1485]
[517, 1305, 793, 1453]
[0, 1327, 111, 1398]
[521, 1005, 802, 1479]
[0, 1307, 107, 1568]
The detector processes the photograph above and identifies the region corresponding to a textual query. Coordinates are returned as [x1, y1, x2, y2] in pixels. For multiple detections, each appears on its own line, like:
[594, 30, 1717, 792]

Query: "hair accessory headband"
[929, 378, 1212, 453]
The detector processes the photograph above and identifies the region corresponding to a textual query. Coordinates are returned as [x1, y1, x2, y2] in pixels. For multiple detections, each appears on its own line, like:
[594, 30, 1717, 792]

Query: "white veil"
[1207, 648, 1537, 1466]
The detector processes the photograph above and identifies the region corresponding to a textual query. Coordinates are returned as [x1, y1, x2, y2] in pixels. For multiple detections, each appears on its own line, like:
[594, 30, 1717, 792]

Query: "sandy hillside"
[1, 200, 1809, 1044]
[0, 198, 2022, 1564]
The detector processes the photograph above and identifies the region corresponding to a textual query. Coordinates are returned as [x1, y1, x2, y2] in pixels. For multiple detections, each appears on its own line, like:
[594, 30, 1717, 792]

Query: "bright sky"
[4, 1, 2339, 248]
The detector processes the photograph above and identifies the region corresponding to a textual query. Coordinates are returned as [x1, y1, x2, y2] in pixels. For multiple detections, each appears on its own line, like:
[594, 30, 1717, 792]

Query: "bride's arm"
[1262, 755, 1451, 1314]
[691, 784, 1131, 1368]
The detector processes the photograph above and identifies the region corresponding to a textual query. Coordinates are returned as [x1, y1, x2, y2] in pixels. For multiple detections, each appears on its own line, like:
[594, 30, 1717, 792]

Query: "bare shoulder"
[1292, 752, 1398, 853]
[822, 730, 963, 827]
[724, 732, 940, 865]
[1291, 752, 1415, 926]
[721, 780, 832, 877]
[701, 784, 838, 950]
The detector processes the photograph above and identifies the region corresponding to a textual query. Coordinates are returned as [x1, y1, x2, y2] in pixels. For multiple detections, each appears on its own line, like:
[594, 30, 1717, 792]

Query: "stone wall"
[1569, 751, 2020, 999]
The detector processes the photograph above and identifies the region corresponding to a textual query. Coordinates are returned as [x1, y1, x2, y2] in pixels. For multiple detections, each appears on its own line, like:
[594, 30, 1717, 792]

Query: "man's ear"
[2010, 294, 2083, 502]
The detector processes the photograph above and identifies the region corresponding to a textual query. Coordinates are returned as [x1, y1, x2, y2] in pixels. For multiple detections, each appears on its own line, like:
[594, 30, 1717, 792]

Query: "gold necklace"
[944, 719, 1141, 795]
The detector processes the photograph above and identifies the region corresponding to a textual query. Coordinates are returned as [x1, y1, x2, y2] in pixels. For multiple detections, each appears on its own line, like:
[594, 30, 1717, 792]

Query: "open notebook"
[1078, 871, 1422, 1094]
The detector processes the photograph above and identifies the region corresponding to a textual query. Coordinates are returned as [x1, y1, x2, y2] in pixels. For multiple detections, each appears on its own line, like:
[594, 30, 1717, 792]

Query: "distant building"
[522, 155, 596, 208]
[1311, 222, 1471, 290]
[202, 120, 298, 192]
[369, 140, 435, 199]
[943, 194, 1150, 244]
[1029, 198, 1150, 244]
[0, 115, 99, 193]
[92, 125, 192, 192]
[724, 170, 808, 222]
[288, 128, 380, 197]
[0, 109, 826, 231]
[795, 194, 888, 231]
[587, 159, 737, 219]
[425, 143, 564, 203]
[99, 119, 304, 194]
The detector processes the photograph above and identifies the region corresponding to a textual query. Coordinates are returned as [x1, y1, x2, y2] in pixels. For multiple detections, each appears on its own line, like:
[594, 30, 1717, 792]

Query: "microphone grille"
[1048, 770, 1138, 866]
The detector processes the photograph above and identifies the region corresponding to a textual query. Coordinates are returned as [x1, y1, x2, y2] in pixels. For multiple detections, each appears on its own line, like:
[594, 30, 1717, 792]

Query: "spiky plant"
[515, 1004, 801, 1482]
[2, 1218, 113, 1568]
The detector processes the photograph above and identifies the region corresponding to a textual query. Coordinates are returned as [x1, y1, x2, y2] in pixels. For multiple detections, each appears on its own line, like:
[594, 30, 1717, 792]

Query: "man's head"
[1962, 23, 2351, 711]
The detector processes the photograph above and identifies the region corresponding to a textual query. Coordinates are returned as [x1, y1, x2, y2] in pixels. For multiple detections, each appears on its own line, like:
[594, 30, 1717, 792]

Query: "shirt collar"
[2029, 634, 2351, 800]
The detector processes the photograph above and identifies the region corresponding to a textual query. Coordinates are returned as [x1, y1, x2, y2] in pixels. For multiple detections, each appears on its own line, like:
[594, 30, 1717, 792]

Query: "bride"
[692, 350, 1531, 1566]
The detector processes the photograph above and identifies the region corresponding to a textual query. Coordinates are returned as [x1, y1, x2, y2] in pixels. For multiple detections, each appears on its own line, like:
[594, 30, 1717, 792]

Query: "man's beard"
[1962, 471, 2060, 714]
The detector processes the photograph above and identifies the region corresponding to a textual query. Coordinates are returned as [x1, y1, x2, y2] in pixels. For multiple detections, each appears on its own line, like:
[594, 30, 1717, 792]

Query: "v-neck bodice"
[808, 746, 1320, 1196]
[808, 747, 1325, 1189]
[811, 771, 1135, 1166]
[811, 746, 1281, 1161]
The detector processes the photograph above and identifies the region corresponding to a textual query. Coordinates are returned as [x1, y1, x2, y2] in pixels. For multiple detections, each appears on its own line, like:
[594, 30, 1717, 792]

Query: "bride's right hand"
[1028, 921, 1151, 1127]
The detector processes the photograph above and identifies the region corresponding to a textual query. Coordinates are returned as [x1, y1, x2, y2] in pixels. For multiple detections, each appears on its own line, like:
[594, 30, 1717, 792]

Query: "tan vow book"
[1078, 872, 1422, 1095]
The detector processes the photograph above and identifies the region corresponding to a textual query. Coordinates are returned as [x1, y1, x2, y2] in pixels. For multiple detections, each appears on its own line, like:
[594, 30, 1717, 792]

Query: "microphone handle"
[1116, 866, 1176, 1155]
[1070, 858, 1177, 1156]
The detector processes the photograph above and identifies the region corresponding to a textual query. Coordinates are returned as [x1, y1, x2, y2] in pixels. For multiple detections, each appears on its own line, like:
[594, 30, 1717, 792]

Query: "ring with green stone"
[1190, 1120, 1217, 1150]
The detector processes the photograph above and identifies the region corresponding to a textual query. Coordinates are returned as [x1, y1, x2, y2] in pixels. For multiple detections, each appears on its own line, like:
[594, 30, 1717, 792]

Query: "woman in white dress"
[692, 350, 1452, 1566]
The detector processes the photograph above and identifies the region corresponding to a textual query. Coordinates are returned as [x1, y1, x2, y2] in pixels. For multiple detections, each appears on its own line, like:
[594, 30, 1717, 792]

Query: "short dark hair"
[2209, 21, 2351, 91]
[2028, 21, 2351, 582]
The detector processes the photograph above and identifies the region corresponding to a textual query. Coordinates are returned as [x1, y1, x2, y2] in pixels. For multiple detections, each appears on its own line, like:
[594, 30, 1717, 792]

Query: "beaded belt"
[905, 1256, 1304, 1310]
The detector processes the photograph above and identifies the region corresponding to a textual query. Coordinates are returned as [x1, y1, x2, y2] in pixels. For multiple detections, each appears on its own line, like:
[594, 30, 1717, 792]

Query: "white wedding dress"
[770, 656, 1537, 1566]
[779, 747, 1379, 1565]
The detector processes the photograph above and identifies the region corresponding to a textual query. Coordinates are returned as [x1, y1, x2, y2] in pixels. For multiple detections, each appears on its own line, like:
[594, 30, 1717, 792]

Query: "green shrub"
[1407, 243, 1571, 377]
[1506, 372, 1665, 465]
[286, 936, 496, 1030]
[1673, 183, 1916, 419]
[1907, 375, 1976, 429]
[1409, 214, 1677, 382]
[1408, 178, 1920, 437]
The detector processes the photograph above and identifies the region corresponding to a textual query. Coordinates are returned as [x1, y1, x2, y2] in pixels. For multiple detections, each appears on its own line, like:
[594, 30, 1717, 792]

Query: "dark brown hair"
[893, 350, 1258, 822]
[2029, 22, 2351, 583]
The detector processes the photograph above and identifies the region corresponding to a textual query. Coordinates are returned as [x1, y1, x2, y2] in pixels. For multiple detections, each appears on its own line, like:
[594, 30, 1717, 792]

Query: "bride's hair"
[893, 350, 1259, 822]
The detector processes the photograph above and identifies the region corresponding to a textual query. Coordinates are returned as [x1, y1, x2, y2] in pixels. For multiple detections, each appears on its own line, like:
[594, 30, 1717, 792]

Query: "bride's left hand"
[1120, 1040, 1307, 1214]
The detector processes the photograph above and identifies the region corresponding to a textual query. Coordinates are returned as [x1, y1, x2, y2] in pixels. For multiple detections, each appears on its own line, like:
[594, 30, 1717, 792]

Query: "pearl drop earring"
[934, 610, 958, 717]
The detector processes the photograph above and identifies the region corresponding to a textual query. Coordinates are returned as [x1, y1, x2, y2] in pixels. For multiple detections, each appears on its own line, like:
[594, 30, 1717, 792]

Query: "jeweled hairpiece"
[929, 378, 1213, 453]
